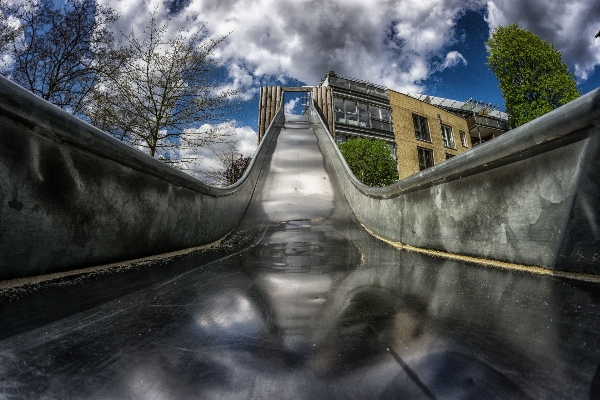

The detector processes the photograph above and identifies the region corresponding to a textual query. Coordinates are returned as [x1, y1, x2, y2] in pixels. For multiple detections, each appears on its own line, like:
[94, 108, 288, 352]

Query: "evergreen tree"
[486, 24, 580, 128]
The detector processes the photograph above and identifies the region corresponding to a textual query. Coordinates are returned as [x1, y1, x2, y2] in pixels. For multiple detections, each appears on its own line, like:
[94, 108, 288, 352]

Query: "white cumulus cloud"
[284, 98, 299, 114]
[100, 0, 487, 93]
[166, 122, 258, 182]
[94, 0, 600, 177]
[439, 51, 468, 71]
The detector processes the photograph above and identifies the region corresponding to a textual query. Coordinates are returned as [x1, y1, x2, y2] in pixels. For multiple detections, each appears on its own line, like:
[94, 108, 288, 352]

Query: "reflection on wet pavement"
[1, 116, 600, 399]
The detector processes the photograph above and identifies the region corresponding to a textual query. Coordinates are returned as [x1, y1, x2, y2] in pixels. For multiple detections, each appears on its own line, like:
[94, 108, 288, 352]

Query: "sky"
[97, 0, 600, 178]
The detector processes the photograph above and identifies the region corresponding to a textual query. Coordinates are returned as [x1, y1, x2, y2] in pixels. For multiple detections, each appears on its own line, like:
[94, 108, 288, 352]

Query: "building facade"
[389, 91, 472, 180]
[405, 94, 510, 147]
[258, 73, 509, 181]
[320, 74, 397, 156]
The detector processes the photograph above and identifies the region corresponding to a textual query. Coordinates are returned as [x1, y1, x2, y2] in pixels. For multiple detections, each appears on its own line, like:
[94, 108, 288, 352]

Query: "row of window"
[417, 148, 456, 171]
[412, 114, 468, 149]
[334, 97, 393, 132]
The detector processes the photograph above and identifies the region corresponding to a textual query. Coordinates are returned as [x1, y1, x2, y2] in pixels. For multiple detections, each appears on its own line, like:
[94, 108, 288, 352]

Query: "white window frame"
[441, 124, 455, 149]
[460, 130, 468, 147]
[413, 114, 431, 142]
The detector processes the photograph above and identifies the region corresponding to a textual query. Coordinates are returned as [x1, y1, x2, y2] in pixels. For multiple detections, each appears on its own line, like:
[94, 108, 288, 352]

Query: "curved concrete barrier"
[2, 71, 598, 279]
[0, 76, 284, 279]
[311, 88, 600, 273]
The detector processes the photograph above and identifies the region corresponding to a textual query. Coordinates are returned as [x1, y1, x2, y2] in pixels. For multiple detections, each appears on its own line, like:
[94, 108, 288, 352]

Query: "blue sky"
[236, 7, 600, 124]
[41, 0, 600, 131]
[95, 0, 600, 175]
[422, 9, 600, 112]
[422, 9, 506, 110]
[11, 0, 597, 180]
[103, 0, 600, 125]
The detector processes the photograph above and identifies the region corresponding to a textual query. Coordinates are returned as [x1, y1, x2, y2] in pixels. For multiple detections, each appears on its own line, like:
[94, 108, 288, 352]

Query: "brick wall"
[388, 90, 472, 180]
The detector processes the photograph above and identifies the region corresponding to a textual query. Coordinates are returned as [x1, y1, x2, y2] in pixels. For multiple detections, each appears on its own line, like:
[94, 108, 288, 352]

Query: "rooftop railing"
[326, 76, 388, 98]
[467, 114, 509, 131]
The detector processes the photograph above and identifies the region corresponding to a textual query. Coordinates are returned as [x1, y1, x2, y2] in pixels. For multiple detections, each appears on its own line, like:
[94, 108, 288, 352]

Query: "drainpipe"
[437, 113, 444, 147]
[474, 112, 482, 145]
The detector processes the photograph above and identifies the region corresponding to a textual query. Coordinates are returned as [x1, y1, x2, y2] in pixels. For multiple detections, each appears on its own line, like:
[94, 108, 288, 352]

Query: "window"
[333, 98, 392, 132]
[379, 108, 391, 122]
[334, 98, 345, 123]
[370, 106, 381, 120]
[380, 121, 392, 132]
[446, 153, 455, 160]
[386, 142, 397, 159]
[370, 106, 392, 132]
[344, 100, 358, 125]
[413, 115, 430, 141]
[335, 134, 347, 145]
[460, 130, 468, 147]
[441, 124, 455, 148]
[358, 103, 370, 128]
[418, 147, 434, 171]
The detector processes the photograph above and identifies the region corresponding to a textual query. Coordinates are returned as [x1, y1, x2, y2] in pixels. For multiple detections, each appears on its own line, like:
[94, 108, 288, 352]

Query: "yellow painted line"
[0, 234, 230, 292]
[361, 224, 600, 284]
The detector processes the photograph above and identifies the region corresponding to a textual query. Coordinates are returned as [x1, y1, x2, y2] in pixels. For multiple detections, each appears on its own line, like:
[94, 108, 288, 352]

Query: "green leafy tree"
[486, 24, 580, 128]
[338, 138, 398, 187]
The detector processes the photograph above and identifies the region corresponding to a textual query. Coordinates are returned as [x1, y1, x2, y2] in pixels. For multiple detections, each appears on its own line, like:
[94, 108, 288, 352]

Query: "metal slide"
[1, 114, 600, 399]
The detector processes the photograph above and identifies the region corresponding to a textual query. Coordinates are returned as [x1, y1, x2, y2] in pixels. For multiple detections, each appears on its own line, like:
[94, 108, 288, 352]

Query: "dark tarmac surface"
[1, 116, 600, 399]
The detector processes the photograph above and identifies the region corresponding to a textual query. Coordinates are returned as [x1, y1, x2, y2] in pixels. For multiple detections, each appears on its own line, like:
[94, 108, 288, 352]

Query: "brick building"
[388, 91, 472, 179]
[258, 73, 509, 181]
[318, 74, 396, 156]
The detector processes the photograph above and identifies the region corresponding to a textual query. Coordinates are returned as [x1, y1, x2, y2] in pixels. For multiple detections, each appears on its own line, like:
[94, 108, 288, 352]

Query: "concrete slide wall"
[311, 88, 600, 274]
[0, 76, 284, 280]
[1, 71, 598, 280]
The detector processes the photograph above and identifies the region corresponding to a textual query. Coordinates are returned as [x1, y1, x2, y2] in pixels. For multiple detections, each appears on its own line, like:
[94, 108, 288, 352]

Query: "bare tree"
[85, 12, 240, 168]
[0, 1, 21, 54]
[0, 0, 122, 114]
[204, 143, 252, 186]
